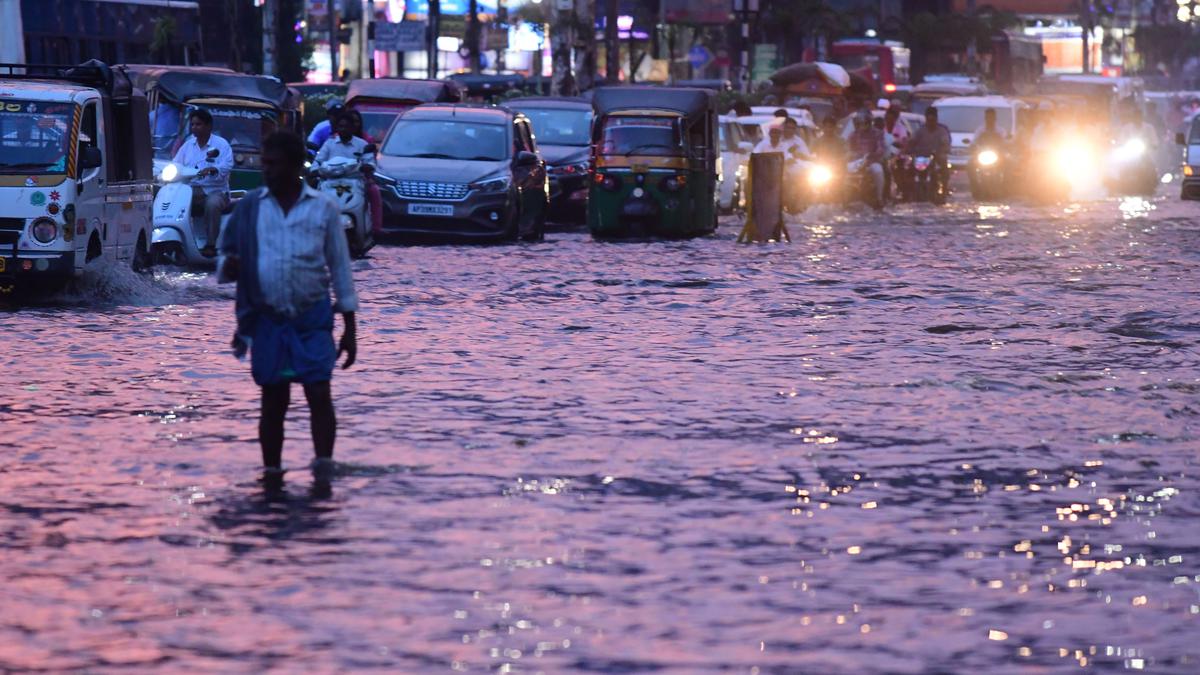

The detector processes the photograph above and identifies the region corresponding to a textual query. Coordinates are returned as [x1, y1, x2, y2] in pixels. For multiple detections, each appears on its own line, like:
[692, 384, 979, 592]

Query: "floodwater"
[2, 195, 1199, 672]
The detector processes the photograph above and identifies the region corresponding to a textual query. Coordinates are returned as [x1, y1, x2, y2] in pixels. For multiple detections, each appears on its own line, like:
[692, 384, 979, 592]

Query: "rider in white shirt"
[171, 109, 233, 256]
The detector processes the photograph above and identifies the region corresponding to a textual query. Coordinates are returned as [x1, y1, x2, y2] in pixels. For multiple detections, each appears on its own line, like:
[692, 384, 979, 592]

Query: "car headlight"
[808, 165, 833, 187]
[31, 218, 58, 244]
[374, 172, 397, 186]
[470, 175, 511, 193]
[1114, 138, 1146, 162]
[160, 163, 179, 182]
[976, 149, 998, 167]
[1054, 141, 1092, 175]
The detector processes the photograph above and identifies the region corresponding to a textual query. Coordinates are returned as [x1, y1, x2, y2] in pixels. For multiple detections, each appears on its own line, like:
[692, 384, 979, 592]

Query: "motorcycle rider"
[904, 107, 952, 198]
[344, 109, 384, 235]
[315, 112, 378, 232]
[752, 121, 787, 155]
[171, 108, 233, 257]
[846, 110, 886, 208]
[307, 99, 345, 150]
[968, 108, 1007, 194]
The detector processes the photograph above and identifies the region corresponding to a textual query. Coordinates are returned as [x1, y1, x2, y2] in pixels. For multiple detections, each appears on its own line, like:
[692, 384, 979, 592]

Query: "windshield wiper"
[623, 143, 673, 156]
[466, 155, 501, 161]
[405, 152, 459, 159]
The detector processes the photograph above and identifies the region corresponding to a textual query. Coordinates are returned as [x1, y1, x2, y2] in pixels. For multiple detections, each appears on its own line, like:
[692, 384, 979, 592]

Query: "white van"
[932, 95, 1025, 169]
[0, 62, 155, 289]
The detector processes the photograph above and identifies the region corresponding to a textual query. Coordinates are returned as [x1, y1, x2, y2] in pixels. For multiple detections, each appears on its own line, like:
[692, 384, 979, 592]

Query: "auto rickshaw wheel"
[132, 234, 152, 273]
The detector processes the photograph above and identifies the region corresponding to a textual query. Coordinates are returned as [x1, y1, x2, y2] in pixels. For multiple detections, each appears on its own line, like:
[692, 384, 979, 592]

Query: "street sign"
[751, 43, 778, 83]
[375, 21, 428, 52]
[688, 45, 712, 70]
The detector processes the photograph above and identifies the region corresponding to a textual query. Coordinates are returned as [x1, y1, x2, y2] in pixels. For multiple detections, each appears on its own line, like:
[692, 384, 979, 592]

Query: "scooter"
[312, 151, 376, 258]
[969, 147, 1006, 200]
[899, 155, 949, 204]
[151, 162, 240, 267]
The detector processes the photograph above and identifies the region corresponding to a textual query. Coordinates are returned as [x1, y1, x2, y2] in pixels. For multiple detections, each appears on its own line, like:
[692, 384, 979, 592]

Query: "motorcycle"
[1104, 137, 1158, 196]
[898, 154, 949, 204]
[969, 147, 1006, 200]
[312, 149, 376, 258]
[151, 162, 239, 267]
[847, 157, 883, 210]
[805, 162, 843, 205]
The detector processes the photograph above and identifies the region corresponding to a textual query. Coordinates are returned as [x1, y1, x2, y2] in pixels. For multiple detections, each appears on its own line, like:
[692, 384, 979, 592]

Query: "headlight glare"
[160, 163, 179, 182]
[808, 165, 833, 187]
[977, 150, 998, 167]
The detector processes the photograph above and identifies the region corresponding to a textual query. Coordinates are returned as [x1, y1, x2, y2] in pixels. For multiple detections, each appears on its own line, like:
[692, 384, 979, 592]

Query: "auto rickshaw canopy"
[591, 86, 715, 122]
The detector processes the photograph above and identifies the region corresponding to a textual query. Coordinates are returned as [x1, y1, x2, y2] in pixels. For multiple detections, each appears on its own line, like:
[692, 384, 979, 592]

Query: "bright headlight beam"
[977, 150, 998, 167]
[808, 165, 833, 187]
[161, 163, 179, 182]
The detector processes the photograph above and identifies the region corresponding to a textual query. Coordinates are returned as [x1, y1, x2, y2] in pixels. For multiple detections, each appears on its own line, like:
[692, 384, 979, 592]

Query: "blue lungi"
[250, 298, 337, 387]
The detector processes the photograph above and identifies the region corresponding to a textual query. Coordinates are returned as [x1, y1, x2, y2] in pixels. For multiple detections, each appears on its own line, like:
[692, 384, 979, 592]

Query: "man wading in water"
[218, 131, 358, 484]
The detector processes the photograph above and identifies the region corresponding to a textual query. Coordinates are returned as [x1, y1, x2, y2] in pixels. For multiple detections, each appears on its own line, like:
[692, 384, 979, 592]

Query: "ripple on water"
[0, 195, 1198, 671]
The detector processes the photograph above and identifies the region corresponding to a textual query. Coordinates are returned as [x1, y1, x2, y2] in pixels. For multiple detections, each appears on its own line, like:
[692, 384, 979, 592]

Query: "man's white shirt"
[172, 133, 234, 195]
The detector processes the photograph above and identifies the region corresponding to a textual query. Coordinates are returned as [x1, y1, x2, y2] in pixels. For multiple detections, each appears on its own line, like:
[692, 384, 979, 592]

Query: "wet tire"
[132, 234, 152, 273]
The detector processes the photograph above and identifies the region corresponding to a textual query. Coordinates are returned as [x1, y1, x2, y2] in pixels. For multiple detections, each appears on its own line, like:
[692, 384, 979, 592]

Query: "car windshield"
[599, 116, 683, 156]
[358, 110, 406, 144]
[382, 119, 508, 161]
[209, 106, 277, 150]
[934, 106, 1013, 133]
[515, 107, 591, 146]
[0, 100, 73, 174]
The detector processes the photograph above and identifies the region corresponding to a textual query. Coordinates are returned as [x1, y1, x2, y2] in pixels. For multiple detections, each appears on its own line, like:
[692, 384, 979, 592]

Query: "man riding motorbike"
[902, 107, 952, 202]
[171, 108, 233, 258]
[307, 98, 345, 150]
[847, 110, 886, 209]
[968, 108, 1008, 197]
[315, 112, 378, 234]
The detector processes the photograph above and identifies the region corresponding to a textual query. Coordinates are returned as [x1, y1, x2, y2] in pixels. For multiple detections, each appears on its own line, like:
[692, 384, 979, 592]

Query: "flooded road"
[2, 195, 1199, 672]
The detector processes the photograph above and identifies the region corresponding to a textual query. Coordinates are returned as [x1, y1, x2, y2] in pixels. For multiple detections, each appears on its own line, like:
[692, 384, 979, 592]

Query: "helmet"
[326, 98, 345, 115]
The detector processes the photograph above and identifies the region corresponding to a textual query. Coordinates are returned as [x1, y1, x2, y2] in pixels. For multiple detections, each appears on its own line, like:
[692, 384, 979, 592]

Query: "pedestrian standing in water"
[218, 131, 358, 483]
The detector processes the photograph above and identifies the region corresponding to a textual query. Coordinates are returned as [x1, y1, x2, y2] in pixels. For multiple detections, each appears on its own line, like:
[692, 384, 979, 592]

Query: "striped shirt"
[255, 184, 359, 317]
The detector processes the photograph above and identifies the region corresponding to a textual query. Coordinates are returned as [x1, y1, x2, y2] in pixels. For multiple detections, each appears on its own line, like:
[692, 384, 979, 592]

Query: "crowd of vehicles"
[3, 55, 1200, 292]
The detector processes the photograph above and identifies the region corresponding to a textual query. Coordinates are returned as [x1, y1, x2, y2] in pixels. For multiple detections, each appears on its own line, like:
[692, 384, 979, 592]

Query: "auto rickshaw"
[119, 65, 302, 190]
[345, 78, 464, 144]
[588, 87, 719, 239]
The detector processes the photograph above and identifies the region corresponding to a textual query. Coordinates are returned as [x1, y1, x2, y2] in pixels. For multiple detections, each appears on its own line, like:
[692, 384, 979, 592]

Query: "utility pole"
[551, 0, 576, 95]
[965, 0, 977, 74]
[427, 0, 440, 78]
[329, 2, 340, 81]
[605, 0, 618, 83]
[732, 0, 758, 93]
[575, 0, 595, 91]
[496, 0, 508, 72]
[1080, 0, 1093, 73]
[262, 0, 277, 76]
[468, 0, 481, 73]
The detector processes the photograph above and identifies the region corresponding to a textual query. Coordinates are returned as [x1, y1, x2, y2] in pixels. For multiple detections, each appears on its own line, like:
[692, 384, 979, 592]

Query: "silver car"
[374, 104, 548, 243]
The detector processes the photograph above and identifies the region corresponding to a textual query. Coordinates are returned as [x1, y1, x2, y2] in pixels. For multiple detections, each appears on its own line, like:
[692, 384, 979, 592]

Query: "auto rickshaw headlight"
[977, 150, 999, 167]
[808, 165, 833, 188]
[160, 163, 179, 182]
[31, 218, 58, 244]
[1185, 165, 1195, 177]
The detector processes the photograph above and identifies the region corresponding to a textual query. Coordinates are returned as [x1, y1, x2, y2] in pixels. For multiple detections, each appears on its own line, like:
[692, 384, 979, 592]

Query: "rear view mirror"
[1177, 132, 1186, 146]
[78, 145, 103, 170]
[515, 150, 538, 167]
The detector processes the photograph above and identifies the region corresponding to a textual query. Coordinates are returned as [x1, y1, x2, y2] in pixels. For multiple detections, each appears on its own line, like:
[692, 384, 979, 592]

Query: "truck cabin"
[0, 60, 152, 186]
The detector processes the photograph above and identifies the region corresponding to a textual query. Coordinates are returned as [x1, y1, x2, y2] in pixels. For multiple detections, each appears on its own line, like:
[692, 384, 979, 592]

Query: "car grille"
[393, 181, 469, 201]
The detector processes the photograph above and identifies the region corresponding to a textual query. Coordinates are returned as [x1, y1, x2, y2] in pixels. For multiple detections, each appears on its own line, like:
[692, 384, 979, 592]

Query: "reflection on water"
[1, 196, 1199, 671]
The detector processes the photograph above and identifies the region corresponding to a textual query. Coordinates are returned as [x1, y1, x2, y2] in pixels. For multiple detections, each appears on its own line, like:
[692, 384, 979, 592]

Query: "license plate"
[408, 203, 454, 217]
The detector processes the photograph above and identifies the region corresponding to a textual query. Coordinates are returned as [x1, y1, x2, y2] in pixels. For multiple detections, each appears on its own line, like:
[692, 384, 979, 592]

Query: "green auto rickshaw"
[120, 65, 302, 190]
[588, 87, 719, 239]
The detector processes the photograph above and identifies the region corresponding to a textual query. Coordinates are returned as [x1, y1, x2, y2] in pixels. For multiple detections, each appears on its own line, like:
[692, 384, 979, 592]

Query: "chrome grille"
[393, 180, 469, 201]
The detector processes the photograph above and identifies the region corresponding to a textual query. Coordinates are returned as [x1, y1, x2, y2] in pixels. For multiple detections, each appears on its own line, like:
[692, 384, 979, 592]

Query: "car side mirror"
[515, 150, 538, 167]
[1177, 132, 1186, 146]
[78, 145, 103, 170]
[363, 143, 377, 155]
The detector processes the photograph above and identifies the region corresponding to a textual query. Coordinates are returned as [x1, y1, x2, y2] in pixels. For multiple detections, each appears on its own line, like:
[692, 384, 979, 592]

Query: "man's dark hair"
[783, 117, 798, 128]
[188, 108, 214, 126]
[263, 130, 307, 168]
[925, 107, 939, 119]
[774, 108, 790, 118]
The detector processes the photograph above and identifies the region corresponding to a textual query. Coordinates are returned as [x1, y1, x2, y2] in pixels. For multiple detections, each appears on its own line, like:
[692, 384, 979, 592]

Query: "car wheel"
[132, 233, 152, 273]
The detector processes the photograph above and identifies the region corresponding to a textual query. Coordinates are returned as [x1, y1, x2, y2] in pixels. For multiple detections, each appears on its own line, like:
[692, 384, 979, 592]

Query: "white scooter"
[312, 150, 376, 258]
[151, 160, 241, 267]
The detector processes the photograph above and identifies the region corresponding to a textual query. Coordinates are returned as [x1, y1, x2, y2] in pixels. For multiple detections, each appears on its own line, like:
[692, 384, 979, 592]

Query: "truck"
[0, 61, 155, 291]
